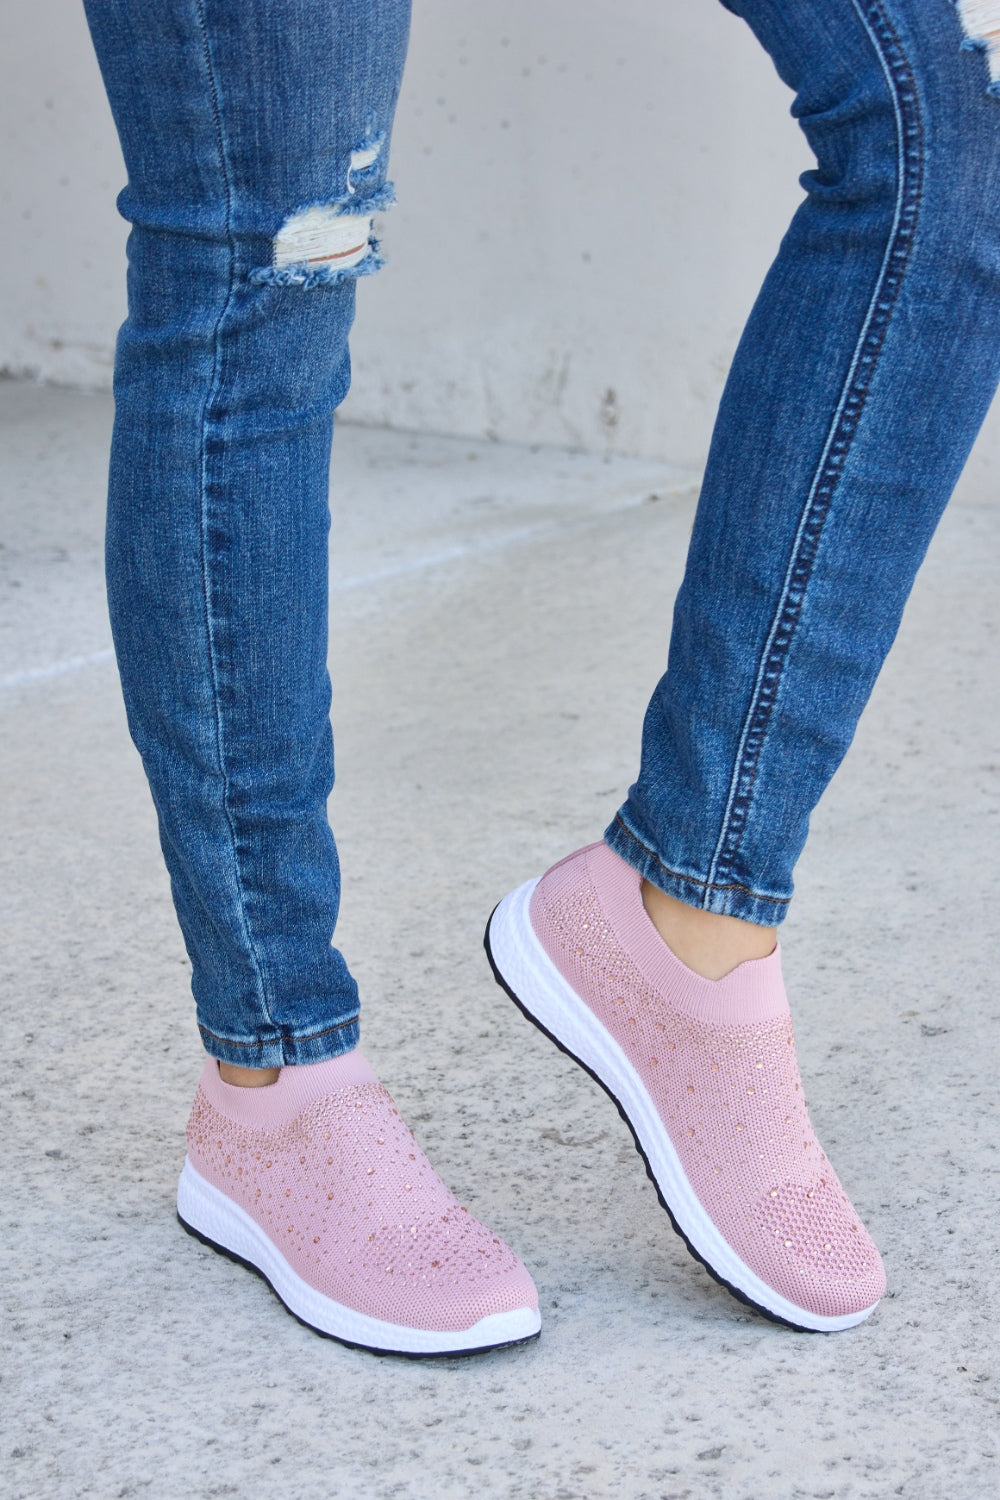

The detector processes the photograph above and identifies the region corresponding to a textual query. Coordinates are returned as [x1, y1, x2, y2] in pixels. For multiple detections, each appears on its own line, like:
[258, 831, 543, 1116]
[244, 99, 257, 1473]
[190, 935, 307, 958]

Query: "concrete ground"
[1, 380, 998, 1500]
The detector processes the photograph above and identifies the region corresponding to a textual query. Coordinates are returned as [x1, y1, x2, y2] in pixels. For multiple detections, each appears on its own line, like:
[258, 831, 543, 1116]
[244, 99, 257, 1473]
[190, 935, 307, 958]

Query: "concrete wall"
[1, 2, 821, 466]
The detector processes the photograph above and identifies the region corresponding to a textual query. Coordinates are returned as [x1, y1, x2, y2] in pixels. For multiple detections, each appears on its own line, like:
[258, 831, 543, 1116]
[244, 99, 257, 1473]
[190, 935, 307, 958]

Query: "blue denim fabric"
[85, 0, 1000, 1067]
[83, 0, 411, 1065]
[608, 0, 1000, 925]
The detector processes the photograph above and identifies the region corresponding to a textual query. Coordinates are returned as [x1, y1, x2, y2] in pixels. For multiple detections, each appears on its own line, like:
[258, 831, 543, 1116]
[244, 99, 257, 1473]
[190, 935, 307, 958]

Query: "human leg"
[84, 0, 409, 1069]
[490, 0, 1000, 1328]
[84, 0, 539, 1353]
[609, 0, 1000, 926]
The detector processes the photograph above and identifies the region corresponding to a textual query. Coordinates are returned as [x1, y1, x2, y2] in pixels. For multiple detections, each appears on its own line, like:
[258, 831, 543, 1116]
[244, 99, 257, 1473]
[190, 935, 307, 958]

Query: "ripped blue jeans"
[84, 0, 411, 1066]
[607, 0, 1000, 924]
[84, 0, 1000, 1067]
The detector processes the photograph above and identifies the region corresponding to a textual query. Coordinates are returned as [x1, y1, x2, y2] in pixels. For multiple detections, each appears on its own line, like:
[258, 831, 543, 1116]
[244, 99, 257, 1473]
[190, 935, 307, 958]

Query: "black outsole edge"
[176, 1210, 541, 1361]
[483, 903, 821, 1335]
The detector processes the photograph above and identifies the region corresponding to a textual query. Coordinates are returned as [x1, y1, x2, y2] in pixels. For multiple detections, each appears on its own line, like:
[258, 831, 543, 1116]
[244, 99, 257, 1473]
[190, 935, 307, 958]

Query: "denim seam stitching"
[611, 813, 791, 909]
[193, 0, 273, 1026]
[197, 1014, 360, 1050]
[702, 0, 924, 905]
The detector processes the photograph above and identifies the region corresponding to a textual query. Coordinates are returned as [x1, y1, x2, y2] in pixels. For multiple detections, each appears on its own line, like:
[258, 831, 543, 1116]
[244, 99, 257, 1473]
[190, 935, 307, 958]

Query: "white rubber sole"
[486, 878, 879, 1333]
[177, 1159, 541, 1356]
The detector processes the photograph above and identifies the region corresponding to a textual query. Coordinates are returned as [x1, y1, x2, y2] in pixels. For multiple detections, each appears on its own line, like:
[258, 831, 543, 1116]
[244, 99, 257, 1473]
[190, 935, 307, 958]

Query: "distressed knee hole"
[249, 136, 394, 290]
[273, 204, 374, 274]
[957, 0, 1000, 95]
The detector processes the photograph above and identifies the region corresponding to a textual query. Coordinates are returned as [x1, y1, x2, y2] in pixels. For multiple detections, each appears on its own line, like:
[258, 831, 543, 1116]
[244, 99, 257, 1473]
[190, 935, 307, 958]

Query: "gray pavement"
[1, 379, 998, 1499]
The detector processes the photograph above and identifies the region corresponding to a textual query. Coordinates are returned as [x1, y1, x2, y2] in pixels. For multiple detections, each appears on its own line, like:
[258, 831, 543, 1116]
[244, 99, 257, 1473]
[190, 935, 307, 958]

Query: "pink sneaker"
[486, 842, 885, 1332]
[177, 1050, 540, 1355]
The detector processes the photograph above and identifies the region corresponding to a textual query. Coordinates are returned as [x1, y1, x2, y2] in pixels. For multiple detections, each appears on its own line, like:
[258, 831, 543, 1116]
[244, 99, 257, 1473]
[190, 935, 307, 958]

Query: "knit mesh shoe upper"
[523, 842, 885, 1323]
[185, 1052, 538, 1337]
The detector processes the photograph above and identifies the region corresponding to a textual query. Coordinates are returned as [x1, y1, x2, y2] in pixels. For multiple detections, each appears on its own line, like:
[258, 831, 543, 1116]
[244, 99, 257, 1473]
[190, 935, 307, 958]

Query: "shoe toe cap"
[744, 1178, 886, 1322]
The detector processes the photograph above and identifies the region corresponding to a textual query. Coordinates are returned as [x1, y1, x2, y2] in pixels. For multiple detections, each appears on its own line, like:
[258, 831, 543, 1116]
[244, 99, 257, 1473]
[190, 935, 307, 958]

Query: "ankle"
[641, 880, 776, 980]
[217, 1062, 281, 1088]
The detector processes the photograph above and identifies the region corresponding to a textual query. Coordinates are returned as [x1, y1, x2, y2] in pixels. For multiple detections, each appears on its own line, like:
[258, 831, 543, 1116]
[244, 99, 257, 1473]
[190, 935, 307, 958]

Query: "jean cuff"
[604, 810, 791, 928]
[196, 1013, 361, 1069]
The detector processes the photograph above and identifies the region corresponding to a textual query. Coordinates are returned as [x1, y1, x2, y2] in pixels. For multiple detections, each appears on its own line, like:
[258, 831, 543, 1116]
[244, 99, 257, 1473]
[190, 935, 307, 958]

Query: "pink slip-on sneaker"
[177, 1049, 540, 1355]
[485, 841, 885, 1332]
